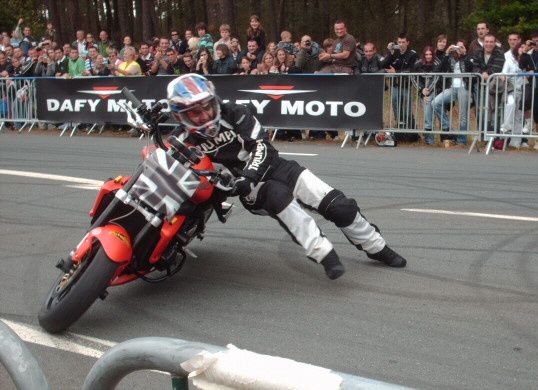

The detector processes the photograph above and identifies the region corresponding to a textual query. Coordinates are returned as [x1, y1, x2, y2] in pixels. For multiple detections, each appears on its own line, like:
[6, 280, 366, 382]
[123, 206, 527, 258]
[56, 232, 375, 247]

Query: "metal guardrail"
[0, 77, 39, 133]
[82, 336, 412, 390]
[482, 73, 537, 155]
[0, 320, 50, 390]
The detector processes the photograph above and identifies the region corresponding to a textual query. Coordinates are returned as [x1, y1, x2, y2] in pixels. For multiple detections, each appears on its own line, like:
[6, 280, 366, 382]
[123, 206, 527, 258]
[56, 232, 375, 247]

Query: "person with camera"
[432, 39, 473, 146]
[295, 35, 321, 73]
[90, 54, 111, 76]
[385, 33, 419, 141]
[195, 47, 214, 75]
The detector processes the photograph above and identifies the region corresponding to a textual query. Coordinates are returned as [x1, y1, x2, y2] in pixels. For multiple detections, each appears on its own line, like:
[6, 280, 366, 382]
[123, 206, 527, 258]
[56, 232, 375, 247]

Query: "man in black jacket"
[166, 74, 408, 280]
[471, 34, 505, 132]
[385, 33, 419, 141]
[358, 42, 389, 74]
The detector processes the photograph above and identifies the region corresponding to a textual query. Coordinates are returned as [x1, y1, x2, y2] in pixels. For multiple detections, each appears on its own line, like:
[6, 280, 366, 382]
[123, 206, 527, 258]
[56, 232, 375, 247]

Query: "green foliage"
[465, 0, 538, 38]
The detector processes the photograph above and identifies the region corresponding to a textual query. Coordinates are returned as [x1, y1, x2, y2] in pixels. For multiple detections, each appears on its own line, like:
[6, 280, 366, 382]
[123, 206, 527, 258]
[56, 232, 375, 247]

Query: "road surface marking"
[1, 318, 113, 359]
[401, 208, 538, 222]
[0, 169, 103, 186]
[279, 152, 318, 156]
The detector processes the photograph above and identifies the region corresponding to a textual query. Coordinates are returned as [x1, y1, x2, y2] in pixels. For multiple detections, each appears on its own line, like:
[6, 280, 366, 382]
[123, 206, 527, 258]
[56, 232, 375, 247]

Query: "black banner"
[36, 75, 383, 130]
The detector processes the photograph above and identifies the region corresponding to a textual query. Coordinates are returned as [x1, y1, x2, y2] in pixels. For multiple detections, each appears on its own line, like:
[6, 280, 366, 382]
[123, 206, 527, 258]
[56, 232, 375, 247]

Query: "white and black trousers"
[240, 159, 386, 263]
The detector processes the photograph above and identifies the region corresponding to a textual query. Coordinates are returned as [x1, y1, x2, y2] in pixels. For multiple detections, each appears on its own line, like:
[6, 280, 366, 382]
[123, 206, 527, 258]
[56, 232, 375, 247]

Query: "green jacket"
[68, 57, 85, 77]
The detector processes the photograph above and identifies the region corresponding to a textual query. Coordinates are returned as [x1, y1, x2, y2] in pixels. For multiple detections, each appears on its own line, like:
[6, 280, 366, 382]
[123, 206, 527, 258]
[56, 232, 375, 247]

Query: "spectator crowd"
[0, 16, 537, 147]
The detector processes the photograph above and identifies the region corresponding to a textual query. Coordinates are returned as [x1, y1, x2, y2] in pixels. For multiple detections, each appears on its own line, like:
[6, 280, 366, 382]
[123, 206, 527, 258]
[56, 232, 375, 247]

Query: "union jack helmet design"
[167, 74, 221, 138]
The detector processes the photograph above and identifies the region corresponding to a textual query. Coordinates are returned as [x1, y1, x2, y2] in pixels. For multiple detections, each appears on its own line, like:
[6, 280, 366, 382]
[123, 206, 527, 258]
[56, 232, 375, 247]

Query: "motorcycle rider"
[167, 74, 407, 279]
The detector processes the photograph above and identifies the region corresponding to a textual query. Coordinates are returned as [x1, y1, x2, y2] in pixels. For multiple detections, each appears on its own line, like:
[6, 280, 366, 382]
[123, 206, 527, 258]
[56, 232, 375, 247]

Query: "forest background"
[1, 0, 537, 49]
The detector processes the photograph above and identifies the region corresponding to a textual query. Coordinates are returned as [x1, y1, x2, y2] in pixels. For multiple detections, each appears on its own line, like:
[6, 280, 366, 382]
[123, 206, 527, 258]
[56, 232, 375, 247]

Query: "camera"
[529, 41, 536, 47]
[391, 43, 400, 50]
[304, 40, 312, 47]
[449, 44, 461, 53]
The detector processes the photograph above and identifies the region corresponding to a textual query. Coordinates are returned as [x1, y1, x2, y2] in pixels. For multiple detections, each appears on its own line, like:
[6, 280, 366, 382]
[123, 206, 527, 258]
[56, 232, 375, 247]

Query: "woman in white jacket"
[500, 44, 527, 147]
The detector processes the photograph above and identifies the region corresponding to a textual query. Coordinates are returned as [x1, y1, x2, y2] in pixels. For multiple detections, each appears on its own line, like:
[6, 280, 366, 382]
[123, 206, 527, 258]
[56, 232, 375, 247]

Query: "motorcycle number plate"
[130, 149, 200, 219]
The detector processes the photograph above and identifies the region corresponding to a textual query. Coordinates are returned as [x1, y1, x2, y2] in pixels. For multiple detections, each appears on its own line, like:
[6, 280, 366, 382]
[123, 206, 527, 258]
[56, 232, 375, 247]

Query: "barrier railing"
[82, 336, 411, 390]
[0, 77, 39, 133]
[341, 73, 485, 154]
[0, 320, 50, 390]
[482, 73, 537, 154]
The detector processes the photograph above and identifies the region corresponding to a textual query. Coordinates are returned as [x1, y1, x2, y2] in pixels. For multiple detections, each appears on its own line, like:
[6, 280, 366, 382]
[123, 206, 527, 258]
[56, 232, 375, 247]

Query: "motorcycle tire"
[38, 245, 119, 333]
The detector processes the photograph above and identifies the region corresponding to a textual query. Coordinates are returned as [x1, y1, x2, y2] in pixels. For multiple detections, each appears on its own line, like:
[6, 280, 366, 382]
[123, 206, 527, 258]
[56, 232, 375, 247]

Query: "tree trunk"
[65, 0, 78, 42]
[117, 0, 129, 39]
[103, 0, 114, 38]
[141, 0, 154, 41]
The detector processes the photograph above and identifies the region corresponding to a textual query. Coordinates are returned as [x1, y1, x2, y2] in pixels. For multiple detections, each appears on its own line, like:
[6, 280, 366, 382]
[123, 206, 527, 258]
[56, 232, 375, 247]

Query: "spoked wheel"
[38, 244, 120, 333]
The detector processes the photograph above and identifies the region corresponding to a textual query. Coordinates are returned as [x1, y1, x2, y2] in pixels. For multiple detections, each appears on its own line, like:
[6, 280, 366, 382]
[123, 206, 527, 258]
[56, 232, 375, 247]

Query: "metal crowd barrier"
[0, 320, 50, 390]
[341, 72, 485, 154]
[482, 73, 537, 154]
[0, 77, 39, 133]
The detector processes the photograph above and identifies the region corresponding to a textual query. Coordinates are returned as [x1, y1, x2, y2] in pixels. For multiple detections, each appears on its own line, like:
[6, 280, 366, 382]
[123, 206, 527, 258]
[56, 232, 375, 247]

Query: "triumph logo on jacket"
[198, 130, 237, 153]
[247, 141, 267, 171]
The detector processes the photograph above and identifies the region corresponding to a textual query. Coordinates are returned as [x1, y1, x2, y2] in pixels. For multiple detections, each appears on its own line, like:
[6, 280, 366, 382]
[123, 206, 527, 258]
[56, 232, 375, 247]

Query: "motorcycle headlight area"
[130, 149, 201, 220]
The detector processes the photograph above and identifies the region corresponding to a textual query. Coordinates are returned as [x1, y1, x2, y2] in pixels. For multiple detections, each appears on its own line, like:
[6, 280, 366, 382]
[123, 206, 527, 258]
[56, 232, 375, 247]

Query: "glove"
[232, 176, 255, 197]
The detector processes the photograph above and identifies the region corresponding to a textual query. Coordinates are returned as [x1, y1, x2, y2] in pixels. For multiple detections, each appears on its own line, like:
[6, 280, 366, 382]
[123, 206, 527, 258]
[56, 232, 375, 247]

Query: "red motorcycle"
[38, 89, 234, 333]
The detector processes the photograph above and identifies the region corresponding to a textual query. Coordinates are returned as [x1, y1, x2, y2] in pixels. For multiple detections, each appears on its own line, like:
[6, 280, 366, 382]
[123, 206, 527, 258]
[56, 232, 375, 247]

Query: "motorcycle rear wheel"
[38, 245, 120, 333]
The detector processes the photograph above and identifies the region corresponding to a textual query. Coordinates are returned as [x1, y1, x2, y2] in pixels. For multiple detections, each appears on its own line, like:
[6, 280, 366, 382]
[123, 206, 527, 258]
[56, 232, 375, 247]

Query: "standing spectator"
[19, 25, 37, 55]
[165, 48, 184, 75]
[246, 15, 266, 51]
[54, 47, 68, 77]
[229, 37, 243, 66]
[85, 33, 96, 52]
[238, 56, 253, 74]
[96, 30, 114, 58]
[0, 51, 9, 76]
[0, 35, 10, 51]
[468, 22, 490, 57]
[83, 46, 100, 75]
[213, 24, 232, 55]
[472, 33, 505, 134]
[119, 36, 134, 60]
[499, 43, 527, 147]
[385, 33, 419, 140]
[196, 22, 214, 56]
[357, 42, 389, 73]
[432, 40, 473, 146]
[67, 47, 85, 78]
[181, 53, 196, 73]
[195, 47, 214, 75]
[62, 43, 71, 58]
[43, 22, 56, 43]
[170, 29, 182, 53]
[295, 35, 321, 73]
[252, 51, 274, 74]
[213, 43, 237, 74]
[519, 32, 538, 142]
[7, 56, 23, 76]
[318, 20, 358, 74]
[243, 38, 263, 70]
[72, 30, 86, 58]
[318, 38, 336, 73]
[178, 29, 193, 54]
[412, 46, 441, 144]
[436, 34, 448, 58]
[150, 37, 171, 75]
[115, 47, 141, 76]
[277, 30, 295, 55]
[266, 41, 277, 57]
[137, 42, 153, 75]
[90, 54, 111, 76]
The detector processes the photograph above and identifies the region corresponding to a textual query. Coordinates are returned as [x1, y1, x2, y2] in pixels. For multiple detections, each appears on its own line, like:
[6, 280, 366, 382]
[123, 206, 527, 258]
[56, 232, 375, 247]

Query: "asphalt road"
[1, 132, 537, 389]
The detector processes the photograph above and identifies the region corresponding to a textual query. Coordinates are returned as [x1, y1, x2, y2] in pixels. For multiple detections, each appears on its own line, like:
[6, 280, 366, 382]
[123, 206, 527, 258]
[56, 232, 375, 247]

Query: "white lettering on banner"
[47, 99, 59, 111]
[249, 100, 270, 114]
[281, 100, 304, 115]
[60, 100, 73, 111]
[305, 101, 324, 116]
[344, 102, 366, 117]
[87, 100, 99, 112]
[326, 101, 343, 116]
[108, 99, 128, 112]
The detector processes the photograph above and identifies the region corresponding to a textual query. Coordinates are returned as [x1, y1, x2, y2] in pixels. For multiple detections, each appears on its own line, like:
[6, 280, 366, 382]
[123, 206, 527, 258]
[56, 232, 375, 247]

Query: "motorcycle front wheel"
[38, 244, 120, 333]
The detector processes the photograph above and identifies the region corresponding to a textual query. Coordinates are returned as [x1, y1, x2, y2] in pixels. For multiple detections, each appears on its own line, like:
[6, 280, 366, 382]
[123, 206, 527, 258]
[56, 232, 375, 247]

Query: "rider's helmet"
[167, 74, 221, 138]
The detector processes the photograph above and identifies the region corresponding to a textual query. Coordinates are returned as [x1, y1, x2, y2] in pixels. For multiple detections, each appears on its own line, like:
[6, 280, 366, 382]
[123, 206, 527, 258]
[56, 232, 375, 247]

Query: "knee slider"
[318, 189, 358, 227]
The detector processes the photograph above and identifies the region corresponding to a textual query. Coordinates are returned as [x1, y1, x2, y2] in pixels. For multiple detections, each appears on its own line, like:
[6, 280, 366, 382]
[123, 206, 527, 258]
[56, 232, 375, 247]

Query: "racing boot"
[367, 245, 407, 268]
[320, 249, 345, 280]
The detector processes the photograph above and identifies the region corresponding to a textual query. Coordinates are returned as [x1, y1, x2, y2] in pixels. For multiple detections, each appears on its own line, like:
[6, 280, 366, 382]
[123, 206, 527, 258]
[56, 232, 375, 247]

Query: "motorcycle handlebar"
[121, 87, 144, 111]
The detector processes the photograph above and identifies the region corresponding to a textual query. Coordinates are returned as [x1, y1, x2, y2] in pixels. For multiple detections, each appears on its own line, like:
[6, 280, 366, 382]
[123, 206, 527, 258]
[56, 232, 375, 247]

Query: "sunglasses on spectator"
[171, 33, 179, 36]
